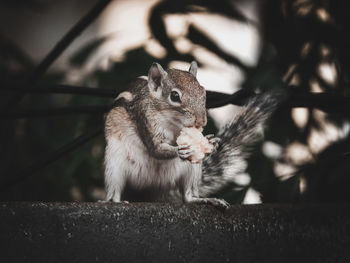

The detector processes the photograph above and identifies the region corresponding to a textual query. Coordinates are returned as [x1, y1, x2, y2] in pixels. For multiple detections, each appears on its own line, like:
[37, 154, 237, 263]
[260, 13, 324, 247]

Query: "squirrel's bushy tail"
[200, 93, 280, 197]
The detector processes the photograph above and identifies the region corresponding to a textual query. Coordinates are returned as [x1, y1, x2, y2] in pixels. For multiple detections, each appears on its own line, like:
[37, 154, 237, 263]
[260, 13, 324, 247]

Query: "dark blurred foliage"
[254, 0, 350, 203]
[1, 0, 350, 203]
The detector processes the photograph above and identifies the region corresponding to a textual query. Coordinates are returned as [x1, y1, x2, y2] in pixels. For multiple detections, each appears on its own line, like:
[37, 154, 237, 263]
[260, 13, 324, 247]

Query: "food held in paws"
[176, 127, 214, 163]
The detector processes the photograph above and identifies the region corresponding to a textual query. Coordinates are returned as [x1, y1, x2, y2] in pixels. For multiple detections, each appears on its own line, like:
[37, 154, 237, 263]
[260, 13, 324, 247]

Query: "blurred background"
[1, 0, 350, 204]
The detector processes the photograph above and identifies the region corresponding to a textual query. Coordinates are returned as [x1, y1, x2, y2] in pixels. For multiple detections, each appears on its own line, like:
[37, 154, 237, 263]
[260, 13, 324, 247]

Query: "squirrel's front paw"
[205, 134, 221, 151]
[177, 144, 194, 160]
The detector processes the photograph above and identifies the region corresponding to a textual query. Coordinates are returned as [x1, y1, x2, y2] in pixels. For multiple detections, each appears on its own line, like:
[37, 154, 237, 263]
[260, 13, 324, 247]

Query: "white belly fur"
[105, 131, 194, 191]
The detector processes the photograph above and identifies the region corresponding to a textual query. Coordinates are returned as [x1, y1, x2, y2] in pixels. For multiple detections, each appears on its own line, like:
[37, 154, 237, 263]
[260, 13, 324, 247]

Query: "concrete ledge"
[0, 202, 349, 263]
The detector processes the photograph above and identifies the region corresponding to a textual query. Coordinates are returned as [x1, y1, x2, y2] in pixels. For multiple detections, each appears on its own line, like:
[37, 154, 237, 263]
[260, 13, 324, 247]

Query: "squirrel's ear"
[148, 63, 167, 94]
[189, 61, 197, 77]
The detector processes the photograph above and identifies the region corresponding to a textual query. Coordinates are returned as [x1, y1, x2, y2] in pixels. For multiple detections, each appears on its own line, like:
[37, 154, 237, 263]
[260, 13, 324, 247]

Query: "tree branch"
[0, 105, 111, 119]
[206, 89, 255, 108]
[2, 87, 350, 120]
[5, 0, 112, 108]
[286, 91, 350, 114]
[28, 0, 112, 84]
[1, 85, 117, 98]
[207, 89, 350, 115]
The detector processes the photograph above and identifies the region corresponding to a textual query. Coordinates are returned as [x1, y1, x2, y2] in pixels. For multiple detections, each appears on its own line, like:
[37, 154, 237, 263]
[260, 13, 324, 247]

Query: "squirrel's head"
[147, 61, 207, 128]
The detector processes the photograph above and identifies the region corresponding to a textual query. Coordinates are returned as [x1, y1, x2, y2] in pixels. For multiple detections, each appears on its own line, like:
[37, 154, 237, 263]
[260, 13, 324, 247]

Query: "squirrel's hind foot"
[101, 199, 129, 204]
[187, 197, 229, 209]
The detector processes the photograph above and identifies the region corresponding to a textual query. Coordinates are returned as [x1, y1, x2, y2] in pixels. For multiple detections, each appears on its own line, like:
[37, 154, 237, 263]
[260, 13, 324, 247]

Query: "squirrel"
[104, 61, 278, 208]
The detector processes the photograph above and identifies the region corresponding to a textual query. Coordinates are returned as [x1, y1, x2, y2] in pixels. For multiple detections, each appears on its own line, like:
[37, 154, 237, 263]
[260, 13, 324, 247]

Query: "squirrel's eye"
[170, 90, 181, 103]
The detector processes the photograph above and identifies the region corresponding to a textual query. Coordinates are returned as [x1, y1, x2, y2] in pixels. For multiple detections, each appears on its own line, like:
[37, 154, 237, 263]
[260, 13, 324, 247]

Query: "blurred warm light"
[173, 37, 193, 54]
[316, 8, 332, 23]
[291, 107, 309, 129]
[96, 0, 156, 63]
[296, 6, 312, 16]
[299, 176, 307, 193]
[310, 79, 323, 92]
[190, 13, 261, 67]
[320, 44, 331, 58]
[144, 38, 167, 58]
[308, 109, 348, 154]
[308, 127, 333, 154]
[318, 62, 337, 86]
[285, 142, 313, 165]
[274, 162, 297, 177]
[164, 14, 189, 38]
[300, 42, 312, 58]
[232, 173, 251, 186]
[293, 0, 313, 16]
[262, 141, 283, 160]
[168, 61, 192, 71]
[283, 64, 297, 83]
[243, 187, 262, 204]
[290, 73, 301, 86]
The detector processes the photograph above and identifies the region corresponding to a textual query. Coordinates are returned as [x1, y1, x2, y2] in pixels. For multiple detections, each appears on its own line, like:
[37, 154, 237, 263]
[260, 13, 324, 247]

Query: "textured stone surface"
[0, 202, 349, 263]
